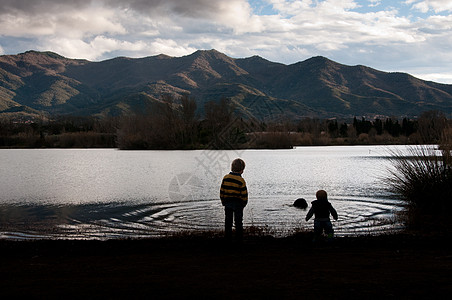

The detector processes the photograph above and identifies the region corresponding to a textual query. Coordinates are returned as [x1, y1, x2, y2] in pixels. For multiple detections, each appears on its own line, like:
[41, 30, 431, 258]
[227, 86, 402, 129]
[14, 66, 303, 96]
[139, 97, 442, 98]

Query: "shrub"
[385, 142, 452, 230]
[251, 132, 293, 149]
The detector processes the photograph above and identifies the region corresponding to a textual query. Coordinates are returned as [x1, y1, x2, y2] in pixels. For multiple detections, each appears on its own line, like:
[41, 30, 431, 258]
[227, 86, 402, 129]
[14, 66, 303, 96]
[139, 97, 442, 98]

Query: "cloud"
[108, 0, 251, 20]
[118, 0, 259, 34]
[407, 0, 452, 13]
[0, 0, 95, 16]
[0, 0, 429, 51]
[0, 2, 125, 38]
[416, 72, 452, 83]
[261, 1, 421, 51]
[0, 0, 452, 83]
[37, 36, 151, 60]
[368, 0, 382, 8]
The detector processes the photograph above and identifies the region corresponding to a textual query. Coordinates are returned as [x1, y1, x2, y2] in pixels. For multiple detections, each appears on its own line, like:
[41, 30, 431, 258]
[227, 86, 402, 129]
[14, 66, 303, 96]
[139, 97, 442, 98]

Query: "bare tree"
[418, 110, 447, 144]
[180, 94, 198, 147]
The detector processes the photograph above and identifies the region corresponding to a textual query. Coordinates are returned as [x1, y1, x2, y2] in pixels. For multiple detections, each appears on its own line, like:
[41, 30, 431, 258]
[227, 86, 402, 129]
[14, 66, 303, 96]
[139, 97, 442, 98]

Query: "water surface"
[0, 146, 405, 239]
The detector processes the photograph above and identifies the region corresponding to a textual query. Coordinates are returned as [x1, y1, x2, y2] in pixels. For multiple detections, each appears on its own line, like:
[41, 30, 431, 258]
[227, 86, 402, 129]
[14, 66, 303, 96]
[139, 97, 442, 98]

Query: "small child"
[220, 158, 248, 241]
[305, 190, 338, 242]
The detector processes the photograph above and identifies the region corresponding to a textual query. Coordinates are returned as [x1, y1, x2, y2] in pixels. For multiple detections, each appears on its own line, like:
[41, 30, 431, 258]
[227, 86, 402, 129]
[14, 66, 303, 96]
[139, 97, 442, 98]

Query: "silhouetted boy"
[220, 158, 248, 241]
[305, 190, 338, 242]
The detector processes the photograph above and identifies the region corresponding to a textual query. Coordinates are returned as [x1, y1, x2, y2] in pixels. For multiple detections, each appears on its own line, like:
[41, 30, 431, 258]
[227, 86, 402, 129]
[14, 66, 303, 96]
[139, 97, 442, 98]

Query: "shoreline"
[1, 232, 451, 298]
[0, 142, 424, 150]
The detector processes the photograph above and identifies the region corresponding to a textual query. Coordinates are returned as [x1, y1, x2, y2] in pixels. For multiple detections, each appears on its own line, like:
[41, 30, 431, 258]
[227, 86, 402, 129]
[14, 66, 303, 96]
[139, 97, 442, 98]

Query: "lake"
[0, 146, 406, 239]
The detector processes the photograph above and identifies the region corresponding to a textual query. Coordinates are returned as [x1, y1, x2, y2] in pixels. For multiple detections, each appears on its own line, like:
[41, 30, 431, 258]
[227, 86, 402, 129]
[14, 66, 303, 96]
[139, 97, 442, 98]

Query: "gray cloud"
[0, 0, 452, 83]
[0, 0, 93, 15]
[0, 0, 244, 19]
[107, 0, 242, 19]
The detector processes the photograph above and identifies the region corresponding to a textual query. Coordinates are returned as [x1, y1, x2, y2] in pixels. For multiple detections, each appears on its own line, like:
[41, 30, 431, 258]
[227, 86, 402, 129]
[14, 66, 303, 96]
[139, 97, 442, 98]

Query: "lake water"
[0, 146, 406, 240]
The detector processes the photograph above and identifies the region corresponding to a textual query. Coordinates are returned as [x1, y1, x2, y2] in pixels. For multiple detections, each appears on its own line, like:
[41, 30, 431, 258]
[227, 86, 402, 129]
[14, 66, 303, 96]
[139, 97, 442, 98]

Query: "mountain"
[1, 49, 452, 120]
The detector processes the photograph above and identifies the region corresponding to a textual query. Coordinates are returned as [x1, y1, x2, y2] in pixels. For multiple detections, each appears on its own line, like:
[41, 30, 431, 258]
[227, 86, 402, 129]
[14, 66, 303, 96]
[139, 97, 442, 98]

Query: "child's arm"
[220, 178, 226, 205]
[241, 181, 248, 207]
[305, 207, 314, 221]
[330, 205, 338, 220]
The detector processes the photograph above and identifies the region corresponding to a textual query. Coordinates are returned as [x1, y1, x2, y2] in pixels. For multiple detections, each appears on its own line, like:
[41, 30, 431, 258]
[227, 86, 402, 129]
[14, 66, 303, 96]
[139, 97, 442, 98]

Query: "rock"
[293, 198, 308, 209]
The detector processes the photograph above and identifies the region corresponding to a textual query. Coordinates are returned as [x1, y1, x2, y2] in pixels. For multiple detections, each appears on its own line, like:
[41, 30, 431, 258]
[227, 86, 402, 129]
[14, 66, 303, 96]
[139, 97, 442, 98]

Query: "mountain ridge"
[1, 49, 451, 120]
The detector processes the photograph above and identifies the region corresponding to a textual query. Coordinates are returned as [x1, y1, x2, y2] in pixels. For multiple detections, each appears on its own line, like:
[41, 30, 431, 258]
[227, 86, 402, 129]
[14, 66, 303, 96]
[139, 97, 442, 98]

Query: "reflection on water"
[0, 146, 406, 239]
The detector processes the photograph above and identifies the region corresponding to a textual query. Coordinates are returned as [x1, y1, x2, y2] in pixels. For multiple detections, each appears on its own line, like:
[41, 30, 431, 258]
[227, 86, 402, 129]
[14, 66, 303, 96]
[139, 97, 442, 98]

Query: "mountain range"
[1, 49, 452, 120]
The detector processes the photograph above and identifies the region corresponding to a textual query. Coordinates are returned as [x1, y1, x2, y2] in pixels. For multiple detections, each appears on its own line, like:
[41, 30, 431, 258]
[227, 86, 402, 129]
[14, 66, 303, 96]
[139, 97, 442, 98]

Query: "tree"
[353, 117, 372, 135]
[327, 120, 339, 138]
[384, 118, 401, 137]
[180, 94, 198, 147]
[374, 119, 383, 135]
[417, 110, 447, 143]
[339, 122, 348, 137]
[204, 97, 238, 148]
[400, 118, 416, 137]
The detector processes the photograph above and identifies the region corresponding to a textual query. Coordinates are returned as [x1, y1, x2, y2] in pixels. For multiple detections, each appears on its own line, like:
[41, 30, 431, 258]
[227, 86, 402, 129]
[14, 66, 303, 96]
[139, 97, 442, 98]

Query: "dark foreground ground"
[1, 232, 451, 299]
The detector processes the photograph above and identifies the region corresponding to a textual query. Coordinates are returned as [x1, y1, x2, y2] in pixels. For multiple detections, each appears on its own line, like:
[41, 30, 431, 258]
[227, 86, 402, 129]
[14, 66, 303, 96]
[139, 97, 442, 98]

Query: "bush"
[46, 132, 116, 148]
[250, 132, 293, 149]
[385, 142, 452, 231]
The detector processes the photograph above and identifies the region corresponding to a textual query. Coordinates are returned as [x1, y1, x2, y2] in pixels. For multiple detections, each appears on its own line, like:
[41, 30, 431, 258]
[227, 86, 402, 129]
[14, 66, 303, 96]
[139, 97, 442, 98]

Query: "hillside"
[1, 50, 452, 120]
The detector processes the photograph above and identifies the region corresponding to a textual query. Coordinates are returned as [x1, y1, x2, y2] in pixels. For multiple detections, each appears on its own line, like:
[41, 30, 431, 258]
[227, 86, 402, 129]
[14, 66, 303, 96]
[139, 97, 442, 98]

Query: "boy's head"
[231, 158, 246, 173]
[316, 190, 327, 201]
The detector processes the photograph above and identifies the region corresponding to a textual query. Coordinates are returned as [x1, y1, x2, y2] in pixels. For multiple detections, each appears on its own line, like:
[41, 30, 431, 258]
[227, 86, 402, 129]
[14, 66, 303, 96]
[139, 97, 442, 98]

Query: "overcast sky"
[1, 0, 452, 83]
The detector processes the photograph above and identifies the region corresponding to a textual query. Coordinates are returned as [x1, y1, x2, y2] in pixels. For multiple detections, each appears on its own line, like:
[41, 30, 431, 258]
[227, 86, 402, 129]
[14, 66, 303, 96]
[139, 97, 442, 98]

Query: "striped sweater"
[220, 172, 248, 206]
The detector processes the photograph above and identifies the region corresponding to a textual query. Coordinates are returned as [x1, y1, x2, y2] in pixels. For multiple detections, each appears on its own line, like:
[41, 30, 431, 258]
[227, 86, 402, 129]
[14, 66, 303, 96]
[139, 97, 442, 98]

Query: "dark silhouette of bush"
[385, 131, 452, 231]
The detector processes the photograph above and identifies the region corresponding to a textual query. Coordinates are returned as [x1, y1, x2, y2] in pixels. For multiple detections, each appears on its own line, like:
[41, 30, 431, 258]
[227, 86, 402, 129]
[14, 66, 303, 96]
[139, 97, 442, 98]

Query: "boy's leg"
[225, 206, 233, 240]
[234, 205, 244, 241]
[325, 221, 334, 241]
[313, 220, 323, 242]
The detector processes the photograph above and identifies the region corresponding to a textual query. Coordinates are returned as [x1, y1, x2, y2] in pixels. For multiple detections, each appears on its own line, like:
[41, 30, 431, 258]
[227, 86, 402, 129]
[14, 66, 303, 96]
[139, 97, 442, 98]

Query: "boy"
[220, 158, 248, 241]
[305, 190, 338, 242]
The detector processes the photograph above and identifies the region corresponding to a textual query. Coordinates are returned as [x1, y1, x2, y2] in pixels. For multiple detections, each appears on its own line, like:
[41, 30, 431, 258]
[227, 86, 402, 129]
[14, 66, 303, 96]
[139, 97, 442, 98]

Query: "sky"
[1, 0, 452, 83]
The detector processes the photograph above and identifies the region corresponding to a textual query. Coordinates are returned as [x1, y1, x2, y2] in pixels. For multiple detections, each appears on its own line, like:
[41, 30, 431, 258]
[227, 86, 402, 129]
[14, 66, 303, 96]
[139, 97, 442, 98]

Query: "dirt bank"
[1, 233, 451, 299]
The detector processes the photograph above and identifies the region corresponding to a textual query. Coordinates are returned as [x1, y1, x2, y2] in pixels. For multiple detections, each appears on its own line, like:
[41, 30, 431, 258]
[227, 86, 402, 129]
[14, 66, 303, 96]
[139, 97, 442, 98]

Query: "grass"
[165, 225, 310, 240]
[384, 139, 452, 231]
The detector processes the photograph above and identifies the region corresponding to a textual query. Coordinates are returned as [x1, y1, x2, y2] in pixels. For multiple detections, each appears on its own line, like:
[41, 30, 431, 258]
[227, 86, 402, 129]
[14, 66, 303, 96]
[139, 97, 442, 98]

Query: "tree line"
[0, 95, 450, 149]
[0, 115, 117, 148]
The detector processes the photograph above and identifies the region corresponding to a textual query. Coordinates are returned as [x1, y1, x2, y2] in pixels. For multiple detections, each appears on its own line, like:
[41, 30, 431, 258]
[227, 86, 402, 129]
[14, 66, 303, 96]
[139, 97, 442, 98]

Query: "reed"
[385, 132, 452, 230]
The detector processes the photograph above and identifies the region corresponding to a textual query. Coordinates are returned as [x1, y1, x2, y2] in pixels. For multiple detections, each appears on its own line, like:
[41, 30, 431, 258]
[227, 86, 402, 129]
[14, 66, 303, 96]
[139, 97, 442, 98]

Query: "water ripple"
[0, 195, 404, 240]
